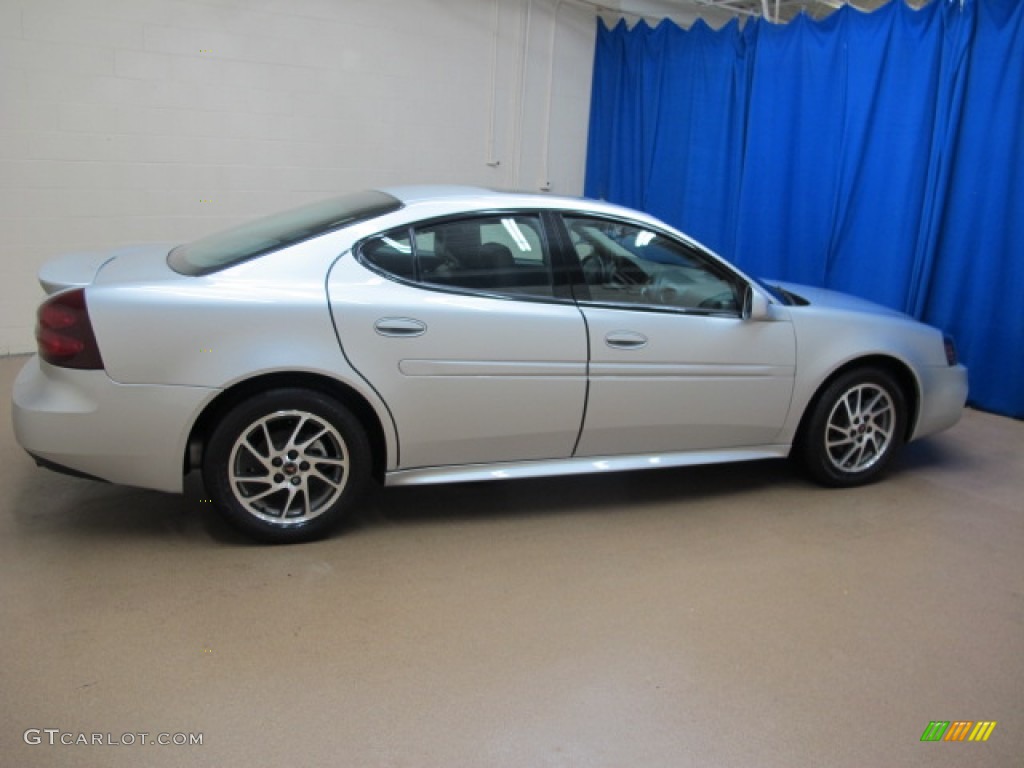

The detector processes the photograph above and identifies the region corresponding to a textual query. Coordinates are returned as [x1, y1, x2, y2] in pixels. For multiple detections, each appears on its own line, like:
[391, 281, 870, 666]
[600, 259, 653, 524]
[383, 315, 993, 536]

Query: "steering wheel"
[581, 253, 609, 285]
[698, 290, 739, 311]
[642, 276, 679, 306]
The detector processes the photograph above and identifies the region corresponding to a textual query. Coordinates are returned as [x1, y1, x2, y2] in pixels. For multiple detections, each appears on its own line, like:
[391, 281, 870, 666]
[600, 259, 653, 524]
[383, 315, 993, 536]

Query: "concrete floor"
[0, 354, 1021, 768]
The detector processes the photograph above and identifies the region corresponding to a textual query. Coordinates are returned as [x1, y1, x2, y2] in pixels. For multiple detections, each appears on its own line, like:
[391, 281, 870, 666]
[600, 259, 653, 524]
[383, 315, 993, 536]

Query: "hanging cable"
[512, 0, 533, 190]
[486, 0, 501, 168]
[539, 0, 564, 191]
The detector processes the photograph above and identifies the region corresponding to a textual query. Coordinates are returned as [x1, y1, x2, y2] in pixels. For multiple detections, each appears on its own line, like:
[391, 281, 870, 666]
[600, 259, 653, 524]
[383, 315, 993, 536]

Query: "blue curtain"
[585, 0, 1024, 418]
[922, 0, 1024, 416]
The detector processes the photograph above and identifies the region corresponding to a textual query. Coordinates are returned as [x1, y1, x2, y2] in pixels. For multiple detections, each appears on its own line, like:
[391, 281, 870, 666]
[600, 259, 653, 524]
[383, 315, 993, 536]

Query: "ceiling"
[614, 0, 903, 25]
[694, 0, 891, 22]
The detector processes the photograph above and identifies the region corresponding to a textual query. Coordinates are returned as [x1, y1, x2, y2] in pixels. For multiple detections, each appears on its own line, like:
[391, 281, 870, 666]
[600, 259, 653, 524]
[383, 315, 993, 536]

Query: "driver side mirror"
[742, 284, 771, 321]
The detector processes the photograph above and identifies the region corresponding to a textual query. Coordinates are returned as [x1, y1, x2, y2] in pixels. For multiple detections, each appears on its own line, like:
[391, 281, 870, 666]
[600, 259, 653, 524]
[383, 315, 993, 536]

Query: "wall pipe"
[512, 0, 533, 190]
[486, 0, 501, 167]
[539, 0, 564, 191]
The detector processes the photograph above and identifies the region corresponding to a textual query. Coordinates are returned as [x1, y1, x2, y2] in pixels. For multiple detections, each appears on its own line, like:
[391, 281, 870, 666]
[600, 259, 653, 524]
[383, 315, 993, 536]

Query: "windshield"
[168, 190, 402, 276]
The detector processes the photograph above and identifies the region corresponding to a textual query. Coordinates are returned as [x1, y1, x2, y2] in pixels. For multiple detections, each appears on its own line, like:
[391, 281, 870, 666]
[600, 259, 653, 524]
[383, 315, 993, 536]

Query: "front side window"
[361, 214, 554, 298]
[564, 216, 742, 314]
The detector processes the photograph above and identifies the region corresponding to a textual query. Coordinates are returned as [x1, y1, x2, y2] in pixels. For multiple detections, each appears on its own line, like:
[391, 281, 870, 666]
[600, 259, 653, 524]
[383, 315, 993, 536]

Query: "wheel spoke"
[278, 481, 312, 519]
[309, 455, 347, 469]
[230, 464, 271, 487]
[853, 442, 869, 468]
[848, 391, 861, 422]
[284, 414, 313, 452]
[310, 467, 343, 489]
[827, 433, 855, 450]
[836, 443, 859, 469]
[301, 481, 313, 518]
[867, 411, 890, 430]
[260, 421, 274, 453]
[296, 426, 329, 450]
[239, 483, 281, 504]
[863, 391, 885, 415]
[840, 394, 855, 425]
[284, 417, 341, 457]
[279, 485, 301, 517]
[240, 436, 274, 473]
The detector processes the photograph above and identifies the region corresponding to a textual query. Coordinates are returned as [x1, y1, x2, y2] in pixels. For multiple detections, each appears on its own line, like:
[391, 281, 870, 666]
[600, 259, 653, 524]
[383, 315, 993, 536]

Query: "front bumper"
[12, 356, 217, 494]
[912, 363, 969, 441]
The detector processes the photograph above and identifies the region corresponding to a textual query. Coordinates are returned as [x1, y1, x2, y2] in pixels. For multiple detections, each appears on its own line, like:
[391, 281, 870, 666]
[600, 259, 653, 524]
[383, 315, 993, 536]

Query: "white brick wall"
[0, 0, 596, 355]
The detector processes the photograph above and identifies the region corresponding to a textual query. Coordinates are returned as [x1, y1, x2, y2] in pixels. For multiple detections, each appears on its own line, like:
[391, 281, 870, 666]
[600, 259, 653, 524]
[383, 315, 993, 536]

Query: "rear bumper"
[12, 356, 216, 494]
[912, 363, 969, 441]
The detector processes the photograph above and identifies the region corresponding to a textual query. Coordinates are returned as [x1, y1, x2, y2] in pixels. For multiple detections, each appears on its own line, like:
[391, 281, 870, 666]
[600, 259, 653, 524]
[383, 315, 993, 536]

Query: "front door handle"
[374, 318, 427, 337]
[605, 331, 648, 350]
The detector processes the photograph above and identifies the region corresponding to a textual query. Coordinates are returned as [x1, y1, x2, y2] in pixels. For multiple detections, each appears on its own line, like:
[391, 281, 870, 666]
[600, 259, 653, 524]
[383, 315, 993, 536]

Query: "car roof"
[375, 184, 654, 222]
[378, 185, 496, 203]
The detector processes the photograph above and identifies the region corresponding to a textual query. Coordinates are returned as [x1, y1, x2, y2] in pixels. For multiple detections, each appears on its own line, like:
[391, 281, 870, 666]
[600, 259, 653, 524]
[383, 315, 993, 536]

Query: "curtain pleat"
[584, 0, 1024, 418]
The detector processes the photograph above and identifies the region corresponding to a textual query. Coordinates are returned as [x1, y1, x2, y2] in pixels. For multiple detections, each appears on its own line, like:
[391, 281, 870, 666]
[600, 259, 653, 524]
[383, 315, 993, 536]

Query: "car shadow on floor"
[895, 429, 981, 472]
[355, 458, 800, 530]
[9, 456, 797, 545]
[9, 471, 200, 540]
[8, 434, 969, 544]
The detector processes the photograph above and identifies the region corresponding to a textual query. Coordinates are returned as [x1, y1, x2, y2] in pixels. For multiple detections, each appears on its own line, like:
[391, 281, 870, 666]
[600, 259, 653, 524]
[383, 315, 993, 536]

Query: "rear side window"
[362, 230, 416, 280]
[361, 214, 554, 298]
[168, 190, 402, 276]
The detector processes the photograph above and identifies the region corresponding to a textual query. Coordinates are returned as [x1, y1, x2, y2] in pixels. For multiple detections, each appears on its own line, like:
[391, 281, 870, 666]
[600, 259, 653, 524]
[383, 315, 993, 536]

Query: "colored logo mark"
[921, 721, 997, 742]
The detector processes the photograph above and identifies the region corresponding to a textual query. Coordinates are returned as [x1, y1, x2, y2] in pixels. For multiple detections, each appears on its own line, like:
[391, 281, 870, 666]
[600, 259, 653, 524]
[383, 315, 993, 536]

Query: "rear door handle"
[605, 331, 648, 350]
[374, 318, 427, 337]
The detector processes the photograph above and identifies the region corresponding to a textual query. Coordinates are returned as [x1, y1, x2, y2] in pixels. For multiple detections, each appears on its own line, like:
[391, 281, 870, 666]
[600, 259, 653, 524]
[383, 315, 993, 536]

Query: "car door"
[559, 214, 796, 457]
[328, 212, 588, 470]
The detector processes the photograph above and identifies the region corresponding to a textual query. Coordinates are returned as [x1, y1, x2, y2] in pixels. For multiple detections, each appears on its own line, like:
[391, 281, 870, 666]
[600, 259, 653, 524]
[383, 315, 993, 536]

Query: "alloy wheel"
[824, 383, 896, 474]
[227, 409, 349, 525]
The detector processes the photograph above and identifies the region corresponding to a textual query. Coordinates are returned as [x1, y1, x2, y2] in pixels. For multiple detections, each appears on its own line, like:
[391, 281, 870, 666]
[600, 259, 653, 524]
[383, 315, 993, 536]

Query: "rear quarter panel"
[85, 229, 398, 465]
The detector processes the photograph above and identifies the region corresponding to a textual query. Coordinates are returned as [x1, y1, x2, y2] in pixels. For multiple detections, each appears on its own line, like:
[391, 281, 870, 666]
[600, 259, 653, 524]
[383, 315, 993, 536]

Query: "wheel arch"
[795, 354, 921, 448]
[185, 372, 390, 483]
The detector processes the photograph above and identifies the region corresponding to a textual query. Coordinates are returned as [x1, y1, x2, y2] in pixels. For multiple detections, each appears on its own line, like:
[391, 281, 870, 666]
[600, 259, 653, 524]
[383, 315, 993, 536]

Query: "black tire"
[202, 388, 370, 543]
[798, 367, 907, 488]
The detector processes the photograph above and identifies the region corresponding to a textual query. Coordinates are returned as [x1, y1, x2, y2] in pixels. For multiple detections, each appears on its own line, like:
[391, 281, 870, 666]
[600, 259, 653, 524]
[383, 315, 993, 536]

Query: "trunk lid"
[38, 243, 179, 294]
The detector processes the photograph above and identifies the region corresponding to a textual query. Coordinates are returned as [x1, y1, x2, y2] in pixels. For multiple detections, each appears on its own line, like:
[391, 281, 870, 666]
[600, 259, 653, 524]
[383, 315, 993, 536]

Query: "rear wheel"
[203, 388, 370, 543]
[799, 368, 907, 487]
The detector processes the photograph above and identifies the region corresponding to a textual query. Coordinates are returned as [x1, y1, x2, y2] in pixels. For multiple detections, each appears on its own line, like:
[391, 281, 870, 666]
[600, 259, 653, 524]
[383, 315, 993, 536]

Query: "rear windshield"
[168, 190, 402, 275]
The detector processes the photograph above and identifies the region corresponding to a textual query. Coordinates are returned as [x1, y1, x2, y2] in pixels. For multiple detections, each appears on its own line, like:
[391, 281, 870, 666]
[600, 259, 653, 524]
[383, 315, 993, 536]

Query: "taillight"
[36, 288, 104, 369]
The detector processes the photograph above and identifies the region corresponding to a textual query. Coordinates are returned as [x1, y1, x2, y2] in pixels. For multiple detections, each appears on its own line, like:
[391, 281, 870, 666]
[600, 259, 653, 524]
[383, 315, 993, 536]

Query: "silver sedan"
[12, 187, 968, 542]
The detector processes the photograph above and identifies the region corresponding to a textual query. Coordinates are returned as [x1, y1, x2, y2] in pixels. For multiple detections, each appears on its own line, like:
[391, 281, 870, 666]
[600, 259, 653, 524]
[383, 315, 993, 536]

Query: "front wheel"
[203, 388, 370, 543]
[798, 368, 907, 487]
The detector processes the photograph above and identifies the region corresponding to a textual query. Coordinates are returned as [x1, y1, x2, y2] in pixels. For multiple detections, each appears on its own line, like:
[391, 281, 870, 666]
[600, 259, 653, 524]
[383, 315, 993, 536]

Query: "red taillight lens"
[36, 288, 104, 369]
[39, 301, 79, 329]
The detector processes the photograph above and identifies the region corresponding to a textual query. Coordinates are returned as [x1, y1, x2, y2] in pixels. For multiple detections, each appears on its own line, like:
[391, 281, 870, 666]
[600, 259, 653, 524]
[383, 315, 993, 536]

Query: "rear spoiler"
[36, 243, 178, 295]
[37, 251, 115, 295]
